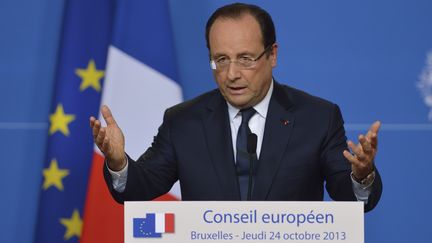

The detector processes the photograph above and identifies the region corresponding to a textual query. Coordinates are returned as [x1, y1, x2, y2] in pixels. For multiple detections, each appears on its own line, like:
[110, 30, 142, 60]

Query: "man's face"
[208, 14, 277, 109]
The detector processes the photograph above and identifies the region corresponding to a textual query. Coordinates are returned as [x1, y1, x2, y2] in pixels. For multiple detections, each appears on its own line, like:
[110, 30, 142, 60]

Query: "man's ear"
[270, 43, 278, 67]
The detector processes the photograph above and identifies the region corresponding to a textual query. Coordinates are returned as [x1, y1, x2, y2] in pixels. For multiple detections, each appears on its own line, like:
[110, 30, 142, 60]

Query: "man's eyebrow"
[236, 51, 254, 57]
[211, 53, 226, 58]
[211, 51, 254, 59]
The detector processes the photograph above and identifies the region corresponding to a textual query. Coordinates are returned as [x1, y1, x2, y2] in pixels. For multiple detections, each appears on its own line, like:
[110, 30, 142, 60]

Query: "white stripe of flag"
[155, 213, 166, 233]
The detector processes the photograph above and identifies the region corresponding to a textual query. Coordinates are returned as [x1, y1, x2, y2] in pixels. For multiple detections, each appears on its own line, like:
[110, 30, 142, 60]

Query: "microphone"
[247, 133, 258, 201]
[247, 133, 257, 155]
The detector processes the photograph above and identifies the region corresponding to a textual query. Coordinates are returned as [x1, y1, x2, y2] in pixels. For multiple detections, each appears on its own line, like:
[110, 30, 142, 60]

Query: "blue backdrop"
[0, 0, 431, 242]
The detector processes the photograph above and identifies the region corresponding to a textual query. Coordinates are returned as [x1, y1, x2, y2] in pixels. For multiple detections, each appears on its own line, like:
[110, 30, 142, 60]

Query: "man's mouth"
[228, 86, 247, 94]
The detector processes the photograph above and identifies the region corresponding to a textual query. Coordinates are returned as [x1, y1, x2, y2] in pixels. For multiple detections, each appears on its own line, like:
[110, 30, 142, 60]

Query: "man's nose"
[226, 61, 241, 81]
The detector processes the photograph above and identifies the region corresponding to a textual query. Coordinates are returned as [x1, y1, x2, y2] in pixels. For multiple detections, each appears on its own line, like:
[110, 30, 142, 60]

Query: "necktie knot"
[240, 107, 256, 126]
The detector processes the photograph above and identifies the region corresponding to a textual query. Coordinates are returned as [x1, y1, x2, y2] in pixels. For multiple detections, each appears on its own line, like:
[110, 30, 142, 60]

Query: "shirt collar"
[227, 79, 274, 121]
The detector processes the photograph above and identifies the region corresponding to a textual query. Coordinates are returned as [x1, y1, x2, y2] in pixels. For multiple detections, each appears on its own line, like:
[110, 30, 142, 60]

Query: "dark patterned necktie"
[236, 107, 256, 200]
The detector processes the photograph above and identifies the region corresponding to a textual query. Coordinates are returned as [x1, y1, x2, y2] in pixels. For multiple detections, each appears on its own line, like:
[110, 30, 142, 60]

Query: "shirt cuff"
[106, 157, 128, 193]
[351, 172, 375, 204]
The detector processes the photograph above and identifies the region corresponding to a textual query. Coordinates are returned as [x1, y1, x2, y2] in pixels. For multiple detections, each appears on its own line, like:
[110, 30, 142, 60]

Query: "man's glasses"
[210, 43, 274, 71]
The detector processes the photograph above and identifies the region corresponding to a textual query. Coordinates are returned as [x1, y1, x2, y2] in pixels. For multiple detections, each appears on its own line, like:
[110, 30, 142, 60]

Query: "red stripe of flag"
[81, 153, 123, 243]
[165, 213, 175, 233]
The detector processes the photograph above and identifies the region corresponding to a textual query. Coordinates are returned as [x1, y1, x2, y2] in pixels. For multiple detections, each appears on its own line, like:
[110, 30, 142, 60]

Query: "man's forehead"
[208, 14, 263, 53]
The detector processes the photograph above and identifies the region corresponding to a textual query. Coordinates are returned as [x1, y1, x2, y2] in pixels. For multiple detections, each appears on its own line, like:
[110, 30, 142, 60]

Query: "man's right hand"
[90, 105, 126, 171]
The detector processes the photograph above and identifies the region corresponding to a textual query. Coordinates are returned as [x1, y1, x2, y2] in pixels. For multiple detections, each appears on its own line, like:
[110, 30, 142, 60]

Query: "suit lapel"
[253, 82, 295, 200]
[202, 92, 240, 200]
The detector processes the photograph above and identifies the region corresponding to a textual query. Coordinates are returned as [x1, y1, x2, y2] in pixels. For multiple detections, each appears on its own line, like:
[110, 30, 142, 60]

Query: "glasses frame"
[210, 43, 274, 71]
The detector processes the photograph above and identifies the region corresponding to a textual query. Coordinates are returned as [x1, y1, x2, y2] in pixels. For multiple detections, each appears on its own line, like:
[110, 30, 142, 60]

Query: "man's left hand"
[343, 121, 381, 180]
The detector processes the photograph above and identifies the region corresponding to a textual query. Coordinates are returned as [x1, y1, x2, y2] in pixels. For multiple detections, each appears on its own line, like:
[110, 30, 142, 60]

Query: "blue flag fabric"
[133, 214, 162, 238]
[110, 0, 179, 82]
[34, 1, 114, 242]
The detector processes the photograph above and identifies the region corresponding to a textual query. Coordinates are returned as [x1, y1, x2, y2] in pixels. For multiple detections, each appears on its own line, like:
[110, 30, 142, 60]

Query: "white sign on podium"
[125, 201, 363, 243]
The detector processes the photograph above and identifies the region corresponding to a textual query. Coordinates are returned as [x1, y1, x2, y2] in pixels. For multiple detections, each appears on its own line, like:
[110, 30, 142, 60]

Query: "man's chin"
[226, 97, 253, 109]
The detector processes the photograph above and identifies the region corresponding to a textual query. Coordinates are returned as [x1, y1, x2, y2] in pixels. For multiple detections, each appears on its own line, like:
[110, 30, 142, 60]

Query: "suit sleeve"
[103, 109, 179, 204]
[321, 104, 382, 212]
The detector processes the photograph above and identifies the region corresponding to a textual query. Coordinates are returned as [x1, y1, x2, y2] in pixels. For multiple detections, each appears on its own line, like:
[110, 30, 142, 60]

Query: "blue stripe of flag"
[111, 0, 179, 83]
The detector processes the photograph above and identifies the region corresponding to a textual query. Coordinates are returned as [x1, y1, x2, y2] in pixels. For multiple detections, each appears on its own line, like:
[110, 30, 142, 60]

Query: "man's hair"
[205, 3, 276, 50]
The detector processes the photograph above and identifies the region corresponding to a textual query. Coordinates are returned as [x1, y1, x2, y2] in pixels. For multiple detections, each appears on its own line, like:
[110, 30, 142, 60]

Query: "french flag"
[81, 1, 182, 242]
[155, 213, 175, 233]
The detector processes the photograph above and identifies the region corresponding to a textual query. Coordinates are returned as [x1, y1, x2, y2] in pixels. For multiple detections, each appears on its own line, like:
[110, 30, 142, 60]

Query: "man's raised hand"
[343, 121, 381, 180]
[90, 105, 126, 171]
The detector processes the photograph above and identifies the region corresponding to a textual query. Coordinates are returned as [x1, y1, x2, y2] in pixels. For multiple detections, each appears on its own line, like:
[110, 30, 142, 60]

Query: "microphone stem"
[247, 153, 255, 201]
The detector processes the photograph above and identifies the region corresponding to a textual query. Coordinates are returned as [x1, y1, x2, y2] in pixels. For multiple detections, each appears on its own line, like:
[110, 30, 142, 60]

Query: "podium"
[125, 201, 363, 243]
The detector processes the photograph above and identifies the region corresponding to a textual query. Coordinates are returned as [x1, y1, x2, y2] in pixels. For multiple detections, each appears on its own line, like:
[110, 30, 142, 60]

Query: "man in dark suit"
[91, 3, 382, 212]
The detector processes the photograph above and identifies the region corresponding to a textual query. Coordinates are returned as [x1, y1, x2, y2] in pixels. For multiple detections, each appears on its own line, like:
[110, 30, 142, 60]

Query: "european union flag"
[133, 214, 162, 238]
[34, 0, 114, 242]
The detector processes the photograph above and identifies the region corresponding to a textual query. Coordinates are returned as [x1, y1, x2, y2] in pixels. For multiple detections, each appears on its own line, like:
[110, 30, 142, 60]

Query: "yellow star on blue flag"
[60, 209, 83, 240]
[76, 59, 105, 92]
[42, 159, 69, 191]
[49, 103, 76, 136]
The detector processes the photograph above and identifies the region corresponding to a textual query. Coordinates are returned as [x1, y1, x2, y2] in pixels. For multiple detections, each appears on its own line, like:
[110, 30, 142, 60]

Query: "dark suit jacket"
[104, 81, 382, 212]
